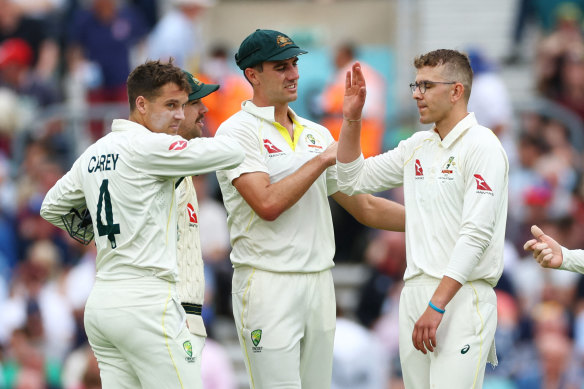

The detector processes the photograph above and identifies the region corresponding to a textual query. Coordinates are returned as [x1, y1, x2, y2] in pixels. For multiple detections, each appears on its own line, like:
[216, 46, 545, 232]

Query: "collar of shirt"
[430, 112, 478, 149]
[242, 100, 301, 123]
[111, 119, 151, 134]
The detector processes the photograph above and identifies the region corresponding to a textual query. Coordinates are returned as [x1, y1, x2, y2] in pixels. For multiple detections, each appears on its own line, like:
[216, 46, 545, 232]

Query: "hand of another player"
[320, 141, 338, 167]
[523, 224, 563, 268]
[412, 306, 443, 354]
[342, 62, 366, 121]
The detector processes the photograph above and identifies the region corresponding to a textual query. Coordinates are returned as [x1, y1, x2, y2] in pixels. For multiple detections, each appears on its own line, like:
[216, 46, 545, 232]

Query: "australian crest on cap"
[276, 35, 293, 47]
[189, 74, 202, 85]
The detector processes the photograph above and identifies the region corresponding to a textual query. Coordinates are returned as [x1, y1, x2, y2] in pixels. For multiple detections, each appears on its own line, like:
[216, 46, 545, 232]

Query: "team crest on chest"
[305, 133, 323, 152]
[438, 156, 456, 182]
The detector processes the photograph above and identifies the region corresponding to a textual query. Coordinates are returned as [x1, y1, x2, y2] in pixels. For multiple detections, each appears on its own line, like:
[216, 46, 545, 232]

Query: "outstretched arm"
[337, 62, 367, 164]
[523, 224, 563, 268]
[331, 191, 405, 232]
[232, 142, 337, 221]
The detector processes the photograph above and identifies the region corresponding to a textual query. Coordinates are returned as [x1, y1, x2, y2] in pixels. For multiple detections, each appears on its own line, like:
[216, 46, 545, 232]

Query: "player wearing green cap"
[174, 70, 221, 386]
[215, 29, 405, 388]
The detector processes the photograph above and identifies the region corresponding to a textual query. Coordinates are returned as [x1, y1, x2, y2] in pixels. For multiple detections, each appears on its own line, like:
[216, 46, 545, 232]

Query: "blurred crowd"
[2, 0, 584, 388]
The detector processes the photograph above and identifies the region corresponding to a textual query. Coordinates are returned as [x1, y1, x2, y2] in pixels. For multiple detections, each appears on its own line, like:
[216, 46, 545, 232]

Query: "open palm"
[343, 62, 367, 121]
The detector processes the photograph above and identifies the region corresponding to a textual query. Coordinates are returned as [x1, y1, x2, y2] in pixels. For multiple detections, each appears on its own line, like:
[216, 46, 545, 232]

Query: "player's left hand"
[343, 62, 366, 120]
[412, 306, 443, 354]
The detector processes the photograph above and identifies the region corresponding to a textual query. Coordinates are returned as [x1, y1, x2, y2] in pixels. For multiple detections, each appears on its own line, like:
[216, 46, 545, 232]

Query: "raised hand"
[342, 62, 367, 121]
[523, 225, 563, 268]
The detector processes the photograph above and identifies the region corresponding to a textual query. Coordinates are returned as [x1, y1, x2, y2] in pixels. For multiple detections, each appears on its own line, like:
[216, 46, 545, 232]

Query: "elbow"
[337, 181, 356, 196]
[39, 205, 49, 221]
[253, 200, 285, 222]
[255, 206, 282, 222]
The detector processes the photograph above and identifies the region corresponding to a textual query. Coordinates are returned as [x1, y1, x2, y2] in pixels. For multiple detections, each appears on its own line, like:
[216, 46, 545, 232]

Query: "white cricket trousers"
[399, 274, 498, 389]
[232, 266, 336, 389]
[84, 276, 204, 389]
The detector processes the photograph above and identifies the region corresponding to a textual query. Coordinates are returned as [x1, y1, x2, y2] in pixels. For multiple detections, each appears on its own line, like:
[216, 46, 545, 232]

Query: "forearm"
[237, 152, 333, 221]
[334, 192, 405, 231]
[429, 276, 463, 311]
[337, 119, 362, 163]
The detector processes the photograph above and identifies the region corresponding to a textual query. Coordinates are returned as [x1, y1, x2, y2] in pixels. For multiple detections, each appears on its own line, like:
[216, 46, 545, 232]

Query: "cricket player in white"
[337, 50, 509, 389]
[216, 29, 405, 389]
[525, 225, 584, 273]
[175, 70, 220, 352]
[40, 61, 244, 389]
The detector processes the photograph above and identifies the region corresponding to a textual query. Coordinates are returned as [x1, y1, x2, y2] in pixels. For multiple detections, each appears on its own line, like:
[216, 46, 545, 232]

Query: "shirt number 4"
[96, 179, 120, 249]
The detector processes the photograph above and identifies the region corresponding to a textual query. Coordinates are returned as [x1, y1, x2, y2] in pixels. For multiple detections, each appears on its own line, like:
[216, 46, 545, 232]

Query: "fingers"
[345, 70, 351, 90]
[412, 327, 427, 354]
[351, 62, 365, 87]
[523, 238, 538, 251]
[531, 224, 544, 240]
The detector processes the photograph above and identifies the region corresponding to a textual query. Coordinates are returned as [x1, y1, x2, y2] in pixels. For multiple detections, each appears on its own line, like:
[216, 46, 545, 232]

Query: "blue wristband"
[428, 301, 445, 314]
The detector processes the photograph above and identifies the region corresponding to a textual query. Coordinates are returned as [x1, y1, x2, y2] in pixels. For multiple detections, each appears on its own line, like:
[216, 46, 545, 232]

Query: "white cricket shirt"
[216, 101, 338, 273]
[338, 113, 508, 286]
[176, 177, 206, 336]
[41, 119, 244, 282]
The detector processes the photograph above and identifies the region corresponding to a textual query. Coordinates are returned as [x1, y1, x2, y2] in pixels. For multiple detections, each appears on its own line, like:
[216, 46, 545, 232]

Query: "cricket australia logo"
[439, 156, 456, 181]
[306, 133, 323, 151]
[183, 340, 196, 363]
[251, 329, 263, 352]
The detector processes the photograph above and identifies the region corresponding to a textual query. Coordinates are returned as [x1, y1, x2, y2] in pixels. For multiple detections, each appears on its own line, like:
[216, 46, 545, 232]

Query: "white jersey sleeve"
[560, 247, 584, 273]
[215, 112, 268, 183]
[444, 131, 508, 284]
[40, 158, 86, 232]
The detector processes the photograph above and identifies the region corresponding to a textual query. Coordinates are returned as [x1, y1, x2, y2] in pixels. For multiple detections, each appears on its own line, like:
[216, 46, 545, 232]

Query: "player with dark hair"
[40, 59, 244, 388]
[215, 29, 405, 388]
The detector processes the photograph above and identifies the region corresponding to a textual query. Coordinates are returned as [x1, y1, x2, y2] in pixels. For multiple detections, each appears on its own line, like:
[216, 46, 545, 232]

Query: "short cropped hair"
[126, 59, 190, 111]
[414, 49, 473, 102]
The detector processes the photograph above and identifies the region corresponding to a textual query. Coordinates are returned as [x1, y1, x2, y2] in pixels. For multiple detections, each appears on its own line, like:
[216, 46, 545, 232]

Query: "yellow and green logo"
[183, 340, 193, 357]
[251, 329, 262, 347]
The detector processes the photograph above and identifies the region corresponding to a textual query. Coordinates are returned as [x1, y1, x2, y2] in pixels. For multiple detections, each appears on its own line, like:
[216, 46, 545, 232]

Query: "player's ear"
[245, 68, 260, 86]
[135, 96, 147, 114]
[451, 83, 464, 102]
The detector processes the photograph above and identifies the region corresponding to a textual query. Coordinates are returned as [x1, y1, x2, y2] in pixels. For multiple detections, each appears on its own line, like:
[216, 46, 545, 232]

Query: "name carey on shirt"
[88, 153, 119, 173]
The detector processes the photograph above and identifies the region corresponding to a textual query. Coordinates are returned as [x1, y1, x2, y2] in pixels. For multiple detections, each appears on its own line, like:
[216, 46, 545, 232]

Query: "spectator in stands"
[0, 38, 60, 107]
[318, 41, 387, 158]
[147, 0, 214, 71]
[0, 0, 60, 82]
[198, 45, 252, 136]
[66, 0, 148, 135]
[467, 48, 516, 165]
[332, 306, 389, 389]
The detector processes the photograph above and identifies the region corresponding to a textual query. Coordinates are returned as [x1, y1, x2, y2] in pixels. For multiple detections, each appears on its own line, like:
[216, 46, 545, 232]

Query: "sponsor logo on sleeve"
[169, 140, 188, 151]
[474, 174, 494, 195]
[415, 159, 424, 179]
